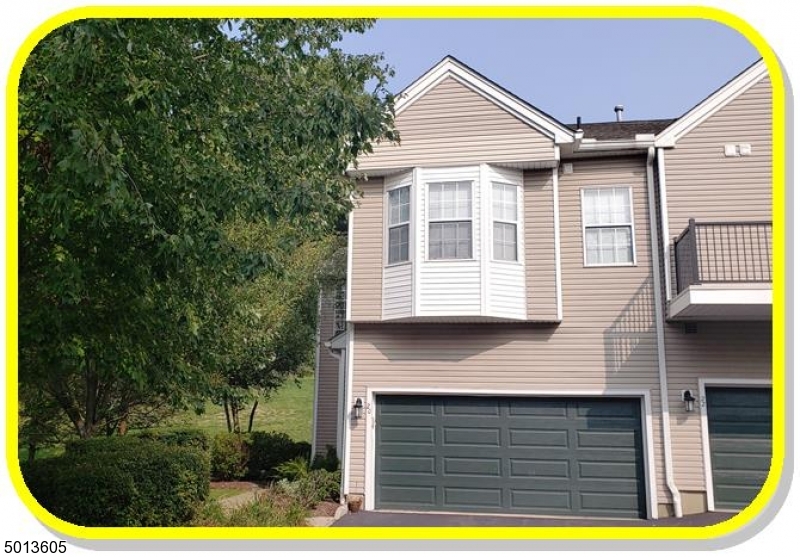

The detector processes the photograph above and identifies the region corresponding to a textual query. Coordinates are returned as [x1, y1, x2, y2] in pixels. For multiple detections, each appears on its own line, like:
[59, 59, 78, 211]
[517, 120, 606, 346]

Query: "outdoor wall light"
[683, 390, 697, 413]
[353, 397, 364, 419]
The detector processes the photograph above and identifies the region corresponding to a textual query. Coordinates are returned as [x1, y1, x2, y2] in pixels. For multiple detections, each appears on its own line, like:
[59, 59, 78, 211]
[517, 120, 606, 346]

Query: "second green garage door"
[375, 395, 647, 518]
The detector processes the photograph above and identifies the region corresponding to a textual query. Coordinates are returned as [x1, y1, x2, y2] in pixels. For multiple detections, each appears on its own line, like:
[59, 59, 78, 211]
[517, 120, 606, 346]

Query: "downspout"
[646, 146, 683, 517]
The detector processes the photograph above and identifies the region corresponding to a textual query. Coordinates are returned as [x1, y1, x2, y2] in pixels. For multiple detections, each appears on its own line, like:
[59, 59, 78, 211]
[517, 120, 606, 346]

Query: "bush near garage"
[23, 435, 210, 526]
[246, 431, 310, 481]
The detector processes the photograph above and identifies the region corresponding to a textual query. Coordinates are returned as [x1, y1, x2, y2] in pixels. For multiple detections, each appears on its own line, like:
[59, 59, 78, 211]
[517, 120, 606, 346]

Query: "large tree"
[18, 19, 395, 439]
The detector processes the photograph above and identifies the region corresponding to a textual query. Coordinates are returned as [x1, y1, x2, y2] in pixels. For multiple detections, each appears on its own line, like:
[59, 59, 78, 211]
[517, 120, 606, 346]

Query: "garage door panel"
[379, 425, 435, 445]
[380, 455, 436, 474]
[442, 427, 501, 447]
[579, 460, 641, 479]
[510, 489, 572, 512]
[577, 429, 639, 448]
[580, 491, 643, 512]
[442, 456, 502, 477]
[509, 458, 570, 479]
[379, 485, 437, 506]
[508, 399, 569, 417]
[443, 487, 503, 508]
[442, 398, 501, 416]
[508, 428, 569, 448]
[376, 395, 646, 518]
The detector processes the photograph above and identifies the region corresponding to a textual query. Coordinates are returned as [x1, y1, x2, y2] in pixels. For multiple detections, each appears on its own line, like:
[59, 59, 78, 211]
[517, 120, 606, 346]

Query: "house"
[312, 56, 773, 519]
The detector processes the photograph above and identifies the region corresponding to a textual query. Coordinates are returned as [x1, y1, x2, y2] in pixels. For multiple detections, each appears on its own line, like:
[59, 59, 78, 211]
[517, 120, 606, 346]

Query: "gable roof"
[655, 59, 768, 147]
[397, 56, 574, 144]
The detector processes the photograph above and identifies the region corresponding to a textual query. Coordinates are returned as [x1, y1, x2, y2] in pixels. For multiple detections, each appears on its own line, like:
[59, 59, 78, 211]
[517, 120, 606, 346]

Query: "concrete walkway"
[333, 510, 736, 527]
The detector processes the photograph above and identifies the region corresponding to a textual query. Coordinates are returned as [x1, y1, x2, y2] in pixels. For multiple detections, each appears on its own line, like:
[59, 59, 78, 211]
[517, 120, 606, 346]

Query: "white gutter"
[657, 148, 673, 300]
[646, 146, 683, 517]
[310, 294, 323, 458]
[340, 324, 355, 503]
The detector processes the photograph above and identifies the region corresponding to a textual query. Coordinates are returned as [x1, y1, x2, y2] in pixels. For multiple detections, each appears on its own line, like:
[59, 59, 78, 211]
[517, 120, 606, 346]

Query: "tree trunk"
[223, 396, 232, 433]
[27, 442, 37, 465]
[247, 399, 259, 433]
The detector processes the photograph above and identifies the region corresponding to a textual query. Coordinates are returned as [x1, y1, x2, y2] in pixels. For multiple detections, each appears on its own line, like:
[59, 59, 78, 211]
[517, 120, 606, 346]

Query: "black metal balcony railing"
[674, 220, 772, 294]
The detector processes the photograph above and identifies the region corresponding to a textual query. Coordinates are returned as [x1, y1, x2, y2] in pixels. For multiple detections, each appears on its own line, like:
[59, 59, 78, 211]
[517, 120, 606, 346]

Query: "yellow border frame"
[5, 5, 786, 542]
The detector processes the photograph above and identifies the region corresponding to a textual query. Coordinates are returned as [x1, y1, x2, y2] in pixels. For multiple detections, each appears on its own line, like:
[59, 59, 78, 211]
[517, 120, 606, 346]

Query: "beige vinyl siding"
[347, 156, 671, 505]
[359, 77, 555, 171]
[664, 77, 772, 295]
[524, 169, 558, 320]
[313, 292, 341, 455]
[664, 321, 771, 491]
[350, 178, 383, 321]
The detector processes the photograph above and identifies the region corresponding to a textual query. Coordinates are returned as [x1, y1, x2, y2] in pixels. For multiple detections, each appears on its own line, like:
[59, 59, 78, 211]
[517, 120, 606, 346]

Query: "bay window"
[387, 186, 410, 264]
[492, 183, 518, 262]
[428, 181, 473, 260]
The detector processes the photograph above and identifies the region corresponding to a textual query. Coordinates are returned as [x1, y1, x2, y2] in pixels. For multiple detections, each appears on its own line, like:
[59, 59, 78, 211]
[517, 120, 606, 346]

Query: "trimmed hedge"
[137, 429, 210, 452]
[25, 436, 210, 526]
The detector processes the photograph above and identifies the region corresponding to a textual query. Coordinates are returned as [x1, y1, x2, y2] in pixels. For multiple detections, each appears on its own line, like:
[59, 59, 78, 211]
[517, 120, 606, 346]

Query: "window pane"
[429, 184, 442, 220]
[429, 221, 471, 260]
[388, 224, 409, 264]
[389, 186, 410, 226]
[585, 226, 633, 264]
[493, 222, 517, 261]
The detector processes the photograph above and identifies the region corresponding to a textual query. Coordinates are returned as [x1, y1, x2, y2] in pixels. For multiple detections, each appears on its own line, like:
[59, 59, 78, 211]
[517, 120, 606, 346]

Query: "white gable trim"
[655, 60, 768, 147]
[396, 57, 574, 144]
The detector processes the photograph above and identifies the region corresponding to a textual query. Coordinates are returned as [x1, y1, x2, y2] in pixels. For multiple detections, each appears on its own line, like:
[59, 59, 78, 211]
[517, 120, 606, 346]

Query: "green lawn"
[161, 374, 315, 442]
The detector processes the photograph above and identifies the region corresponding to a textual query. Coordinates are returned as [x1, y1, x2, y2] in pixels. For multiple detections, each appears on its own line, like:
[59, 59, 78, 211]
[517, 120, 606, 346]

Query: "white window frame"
[491, 182, 520, 263]
[426, 180, 474, 261]
[580, 186, 637, 267]
[385, 184, 411, 266]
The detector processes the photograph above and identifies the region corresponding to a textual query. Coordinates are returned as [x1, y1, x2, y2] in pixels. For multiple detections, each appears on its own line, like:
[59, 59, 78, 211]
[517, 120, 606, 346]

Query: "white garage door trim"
[363, 387, 659, 519]
[698, 378, 772, 512]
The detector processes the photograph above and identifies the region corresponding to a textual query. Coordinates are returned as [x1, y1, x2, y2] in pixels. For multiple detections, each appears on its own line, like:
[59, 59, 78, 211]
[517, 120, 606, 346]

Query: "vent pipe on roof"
[614, 105, 624, 122]
[576, 116, 582, 130]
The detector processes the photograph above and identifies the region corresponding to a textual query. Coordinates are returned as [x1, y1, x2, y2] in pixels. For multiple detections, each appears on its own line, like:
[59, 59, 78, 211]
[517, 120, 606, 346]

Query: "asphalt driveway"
[332, 511, 736, 527]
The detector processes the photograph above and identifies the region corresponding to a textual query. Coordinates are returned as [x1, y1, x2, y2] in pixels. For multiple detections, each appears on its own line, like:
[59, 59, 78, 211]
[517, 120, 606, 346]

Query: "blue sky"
[337, 19, 761, 124]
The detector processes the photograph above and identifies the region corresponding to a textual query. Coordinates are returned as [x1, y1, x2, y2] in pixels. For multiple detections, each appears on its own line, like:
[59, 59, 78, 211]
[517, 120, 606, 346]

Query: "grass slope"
[163, 374, 315, 442]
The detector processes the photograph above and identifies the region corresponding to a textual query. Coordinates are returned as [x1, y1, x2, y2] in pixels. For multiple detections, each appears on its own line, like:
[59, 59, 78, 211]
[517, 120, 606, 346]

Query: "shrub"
[138, 429, 210, 452]
[23, 437, 209, 526]
[275, 455, 340, 508]
[211, 433, 249, 481]
[247, 432, 310, 480]
[64, 435, 147, 457]
[311, 445, 340, 473]
[192, 490, 307, 527]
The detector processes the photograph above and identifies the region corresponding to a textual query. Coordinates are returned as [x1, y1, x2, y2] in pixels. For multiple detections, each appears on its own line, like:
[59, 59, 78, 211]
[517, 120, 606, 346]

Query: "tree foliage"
[18, 18, 395, 439]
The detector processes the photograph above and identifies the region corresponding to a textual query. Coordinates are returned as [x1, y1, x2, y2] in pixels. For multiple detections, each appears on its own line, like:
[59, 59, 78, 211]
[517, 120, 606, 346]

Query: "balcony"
[669, 220, 772, 321]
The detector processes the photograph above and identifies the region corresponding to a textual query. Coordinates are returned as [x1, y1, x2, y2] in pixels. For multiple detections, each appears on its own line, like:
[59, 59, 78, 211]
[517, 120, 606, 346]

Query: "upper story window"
[492, 183, 518, 262]
[428, 181, 472, 260]
[581, 186, 635, 266]
[387, 186, 410, 264]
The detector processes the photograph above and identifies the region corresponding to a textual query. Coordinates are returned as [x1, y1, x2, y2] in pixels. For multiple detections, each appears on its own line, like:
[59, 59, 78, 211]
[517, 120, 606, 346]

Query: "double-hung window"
[492, 183, 518, 262]
[428, 181, 472, 260]
[387, 186, 410, 264]
[582, 186, 635, 265]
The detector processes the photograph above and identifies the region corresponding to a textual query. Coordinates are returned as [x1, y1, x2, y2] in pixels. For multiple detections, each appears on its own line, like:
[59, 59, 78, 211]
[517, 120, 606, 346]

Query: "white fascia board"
[655, 60, 768, 147]
[396, 58, 574, 144]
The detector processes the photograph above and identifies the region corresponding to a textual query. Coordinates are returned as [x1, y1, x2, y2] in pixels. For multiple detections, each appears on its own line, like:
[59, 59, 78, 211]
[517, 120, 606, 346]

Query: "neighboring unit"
[312, 56, 773, 519]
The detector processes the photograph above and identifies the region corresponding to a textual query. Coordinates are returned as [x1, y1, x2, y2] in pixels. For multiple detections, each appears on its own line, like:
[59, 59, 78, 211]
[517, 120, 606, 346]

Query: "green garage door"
[375, 395, 647, 518]
[706, 386, 772, 511]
